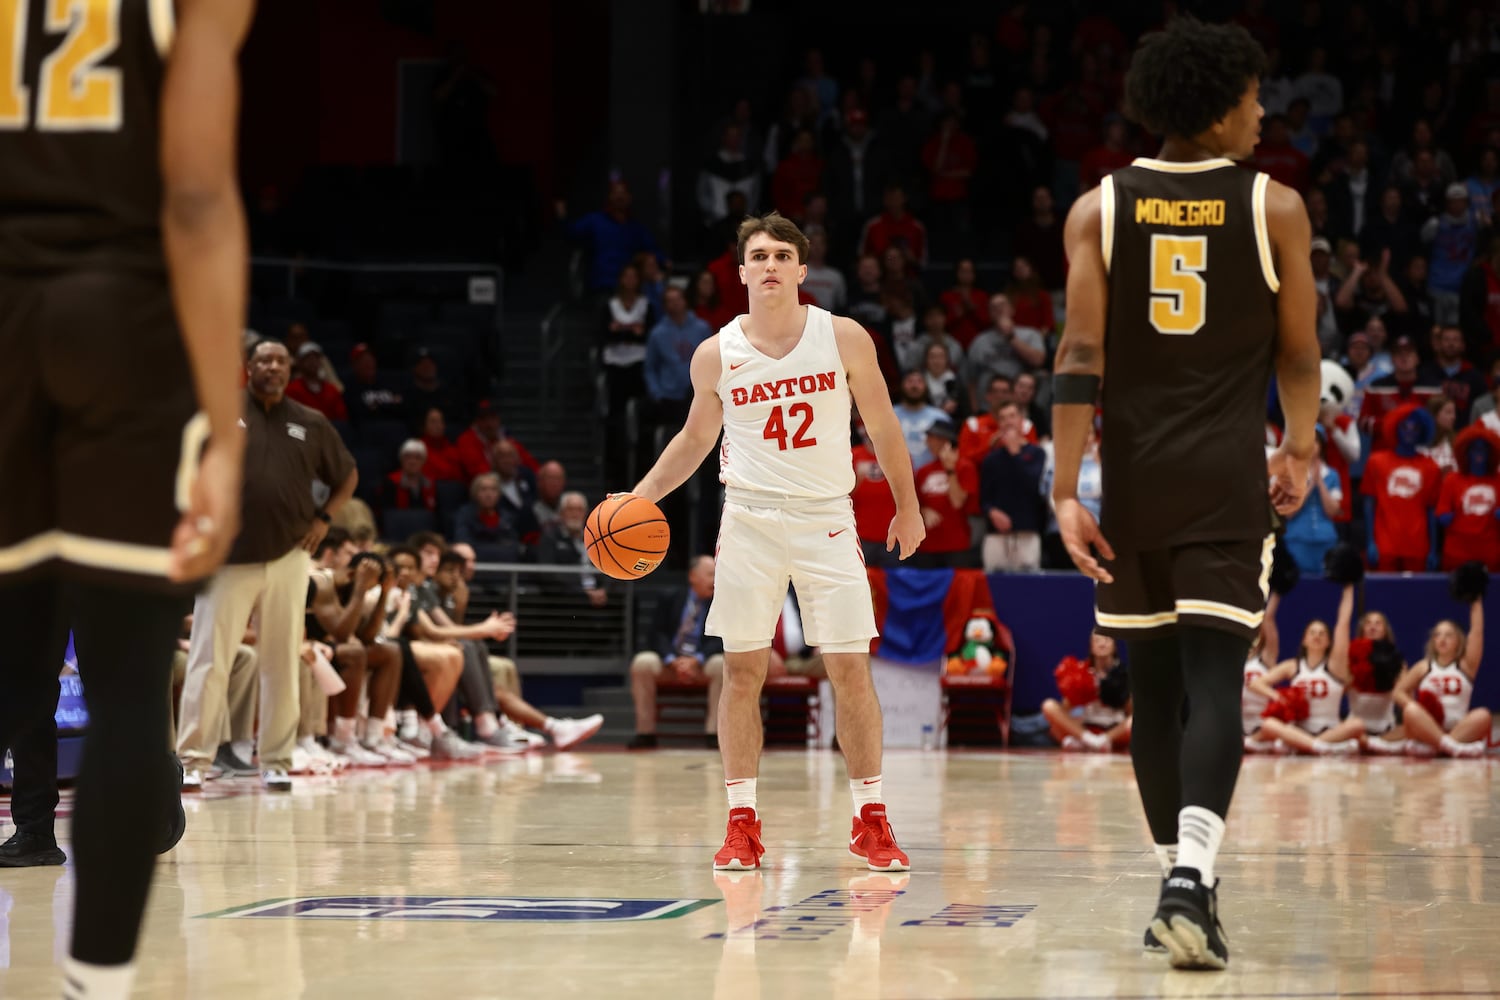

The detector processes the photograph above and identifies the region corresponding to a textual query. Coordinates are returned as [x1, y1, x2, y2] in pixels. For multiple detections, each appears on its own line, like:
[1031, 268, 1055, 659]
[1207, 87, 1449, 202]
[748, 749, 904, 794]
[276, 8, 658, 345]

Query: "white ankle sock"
[62, 957, 137, 1000]
[1175, 806, 1226, 885]
[474, 713, 499, 737]
[543, 717, 559, 733]
[334, 717, 357, 744]
[851, 775, 883, 814]
[426, 715, 448, 736]
[725, 777, 757, 811]
[1153, 843, 1177, 877]
[231, 739, 254, 763]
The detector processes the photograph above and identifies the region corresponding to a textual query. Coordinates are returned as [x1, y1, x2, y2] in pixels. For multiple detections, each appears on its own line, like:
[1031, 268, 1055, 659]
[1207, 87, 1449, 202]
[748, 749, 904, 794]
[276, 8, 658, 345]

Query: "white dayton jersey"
[717, 305, 854, 502]
[1419, 661, 1474, 731]
[1242, 654, 1271, 735]
[1292, 659, 1345, 735]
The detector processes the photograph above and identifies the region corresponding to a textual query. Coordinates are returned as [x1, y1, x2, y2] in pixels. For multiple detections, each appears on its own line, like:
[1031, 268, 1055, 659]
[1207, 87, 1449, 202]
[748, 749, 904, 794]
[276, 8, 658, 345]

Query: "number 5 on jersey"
[0, 0, 123, 132]
[1148, 234, 1207, 336]
[763, 403, 816, 451]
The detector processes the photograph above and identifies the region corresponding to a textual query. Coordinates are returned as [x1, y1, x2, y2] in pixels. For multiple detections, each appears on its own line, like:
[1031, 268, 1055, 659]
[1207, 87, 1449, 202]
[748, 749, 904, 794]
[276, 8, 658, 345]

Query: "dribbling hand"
[887, 507, 926, 560]
[1056, 497, 1115, 583]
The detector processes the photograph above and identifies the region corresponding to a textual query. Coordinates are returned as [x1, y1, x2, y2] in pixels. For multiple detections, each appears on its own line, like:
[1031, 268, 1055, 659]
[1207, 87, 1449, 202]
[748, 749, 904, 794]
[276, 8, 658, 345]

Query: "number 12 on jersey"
[0, 0, 123, 132]
[762, 403, 816, 451]
[1148, 234, 1207, 336]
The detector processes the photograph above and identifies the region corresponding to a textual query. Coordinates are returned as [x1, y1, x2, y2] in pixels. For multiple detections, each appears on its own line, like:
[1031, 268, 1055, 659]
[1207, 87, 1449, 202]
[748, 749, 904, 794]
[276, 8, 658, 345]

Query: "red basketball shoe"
[713, 807, 765, 871]
[849, 804, 910, 872]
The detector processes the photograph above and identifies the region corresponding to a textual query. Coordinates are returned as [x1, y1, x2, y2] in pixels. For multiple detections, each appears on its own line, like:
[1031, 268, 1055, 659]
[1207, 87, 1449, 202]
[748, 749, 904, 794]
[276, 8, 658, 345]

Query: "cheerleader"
[1347, 607, 1408, 753]
[1242, 593, 1282, 752]
[1042, 630, 1132, 752]
[1251, 584, 1366, 754]
[1393, 576, 1491, 757]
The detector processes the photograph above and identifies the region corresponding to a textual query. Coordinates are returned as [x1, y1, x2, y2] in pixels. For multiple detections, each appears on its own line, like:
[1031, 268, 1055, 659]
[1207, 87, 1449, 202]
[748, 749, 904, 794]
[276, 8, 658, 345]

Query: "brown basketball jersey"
[0, 0, 174, 273]
[1098, 158, 1278, 549]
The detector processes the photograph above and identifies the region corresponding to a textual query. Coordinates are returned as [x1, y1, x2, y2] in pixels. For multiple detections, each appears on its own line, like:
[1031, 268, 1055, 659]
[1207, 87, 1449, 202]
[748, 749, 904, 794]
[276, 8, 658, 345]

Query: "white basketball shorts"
[705, 495, 878, 654]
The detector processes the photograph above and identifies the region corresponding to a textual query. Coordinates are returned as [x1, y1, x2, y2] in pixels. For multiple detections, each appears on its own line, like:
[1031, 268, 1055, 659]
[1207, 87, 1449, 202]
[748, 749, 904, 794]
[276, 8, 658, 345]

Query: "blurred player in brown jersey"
[0, 1, 253, 996]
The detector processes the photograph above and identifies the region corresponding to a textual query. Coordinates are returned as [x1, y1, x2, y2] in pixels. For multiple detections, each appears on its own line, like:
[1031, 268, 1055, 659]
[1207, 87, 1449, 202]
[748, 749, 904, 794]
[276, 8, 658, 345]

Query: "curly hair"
[1124, 17, 1267, 140]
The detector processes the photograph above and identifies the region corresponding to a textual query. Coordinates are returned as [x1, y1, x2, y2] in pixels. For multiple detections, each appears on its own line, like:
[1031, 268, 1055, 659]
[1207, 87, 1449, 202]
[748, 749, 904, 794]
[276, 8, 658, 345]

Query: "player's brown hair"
[736, 211, 810, 264]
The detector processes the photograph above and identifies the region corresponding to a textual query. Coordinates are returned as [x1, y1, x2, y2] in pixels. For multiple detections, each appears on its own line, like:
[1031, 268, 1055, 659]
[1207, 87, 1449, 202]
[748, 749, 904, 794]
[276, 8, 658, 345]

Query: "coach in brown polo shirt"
[176, 341, 356, 790]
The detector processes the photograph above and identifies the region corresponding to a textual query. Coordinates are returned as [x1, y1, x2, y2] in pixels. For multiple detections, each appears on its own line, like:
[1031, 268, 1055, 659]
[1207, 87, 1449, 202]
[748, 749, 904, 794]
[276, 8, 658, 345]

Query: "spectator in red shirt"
[418, 408, 464, 482]
[1436, 425, 1500, 570]
[1359, 335, 1442, 449]
[771, 129, 824, 222]
[691, 269, 737, 332]
[911, 419, 977, 568]
[859, 182, 928, 271]
[1078, 117, 1134, 191]
[922, 111, 979, 205]
[285, 342, 348, 423]
[383, 440, 438, 514]
[456, 400, 538, 482]
[940, 258, 989, 348]
[1362, 404, 1443, 572]
[850, 420, 901, 568]
[1248, 115, 1309, 193]
[1004, 256, 1055, 336]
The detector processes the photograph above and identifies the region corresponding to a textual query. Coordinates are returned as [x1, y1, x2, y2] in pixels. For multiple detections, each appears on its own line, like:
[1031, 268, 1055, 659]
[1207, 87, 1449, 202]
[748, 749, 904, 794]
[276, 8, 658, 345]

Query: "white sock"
[333, 717, 357, 744]
[543, 717, 559, 733]
[399, 708, 418, 733]
[231, 739, 254, 763]
[850, 775, 883, 815]
[426, 715, 448, 736]
[725, 777, 757, 811]
[62, 957, 137, 1000]
[1153, 844, 1177, 877]
[1175, 806, 1226, 885]
[474, 713, 499, 737]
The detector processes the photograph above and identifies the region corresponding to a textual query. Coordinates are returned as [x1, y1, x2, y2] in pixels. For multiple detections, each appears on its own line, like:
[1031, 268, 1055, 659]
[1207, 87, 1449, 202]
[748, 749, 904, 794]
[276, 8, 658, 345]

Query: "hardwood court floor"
[1, 749, 1498, 999]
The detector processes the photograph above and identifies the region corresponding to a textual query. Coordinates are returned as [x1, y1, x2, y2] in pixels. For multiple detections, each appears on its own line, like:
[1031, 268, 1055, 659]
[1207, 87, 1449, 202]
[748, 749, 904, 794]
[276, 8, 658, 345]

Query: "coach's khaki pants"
[630, 651, 724, 734]
[177, 547, 309, 771]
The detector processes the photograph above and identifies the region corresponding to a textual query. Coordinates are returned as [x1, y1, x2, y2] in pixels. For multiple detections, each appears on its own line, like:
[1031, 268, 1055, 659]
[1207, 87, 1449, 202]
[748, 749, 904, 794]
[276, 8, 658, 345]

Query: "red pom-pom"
[1417, 688, 1446, 729]
[1054, 655, 1099, 706]
[1262, 685, 1311, 723]
[1348, 638, 1376, 693]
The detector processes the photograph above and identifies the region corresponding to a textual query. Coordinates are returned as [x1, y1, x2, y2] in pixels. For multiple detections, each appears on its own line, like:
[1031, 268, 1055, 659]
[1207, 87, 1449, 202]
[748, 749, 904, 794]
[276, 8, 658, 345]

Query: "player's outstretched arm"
[633, 336, 726, 504]
[1051, 187, 1115, 583]
[1266, 179, 1323, 517]
[160, 0, 256, 581]
[834, 317, 924, 558]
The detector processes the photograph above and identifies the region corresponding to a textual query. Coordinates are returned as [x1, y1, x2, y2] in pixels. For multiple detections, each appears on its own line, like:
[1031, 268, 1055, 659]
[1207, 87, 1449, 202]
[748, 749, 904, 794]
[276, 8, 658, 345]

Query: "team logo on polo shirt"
[287, 422, 307, 441]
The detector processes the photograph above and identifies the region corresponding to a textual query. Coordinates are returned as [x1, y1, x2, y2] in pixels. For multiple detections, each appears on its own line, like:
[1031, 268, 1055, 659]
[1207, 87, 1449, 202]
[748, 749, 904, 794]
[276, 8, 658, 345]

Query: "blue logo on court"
[204, 896, 718, 922]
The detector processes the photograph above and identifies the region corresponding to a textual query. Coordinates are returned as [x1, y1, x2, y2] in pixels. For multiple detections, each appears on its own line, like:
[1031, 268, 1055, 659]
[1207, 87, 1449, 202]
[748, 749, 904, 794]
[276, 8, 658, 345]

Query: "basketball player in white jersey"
[1250, 586, 1365, 754]
[1395, 599, 1491, 757]
[629, 211, 924, 872]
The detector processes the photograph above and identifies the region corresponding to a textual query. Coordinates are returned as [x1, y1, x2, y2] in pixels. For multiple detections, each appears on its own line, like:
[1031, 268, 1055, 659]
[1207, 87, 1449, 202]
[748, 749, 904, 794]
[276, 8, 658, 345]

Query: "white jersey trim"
[1252, 172, 1280, 293]
[1100, 174, 1116, 274]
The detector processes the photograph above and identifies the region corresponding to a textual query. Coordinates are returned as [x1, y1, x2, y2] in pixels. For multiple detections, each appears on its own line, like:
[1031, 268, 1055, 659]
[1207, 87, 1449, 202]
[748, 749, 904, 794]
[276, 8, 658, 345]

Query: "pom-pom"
[1417, 687, 1446, 729]
[1323, 543, 1365, 585]
[1450, 561, 1489, 604]
[1348, 637, 1375, 692]
[1269, 542, 1300, 596]
[1261, 685, 1310, 722]
[1054, 656, 1099, 706]
[1098, 665, 1131, 709]
[1368, 640, 1403, 692]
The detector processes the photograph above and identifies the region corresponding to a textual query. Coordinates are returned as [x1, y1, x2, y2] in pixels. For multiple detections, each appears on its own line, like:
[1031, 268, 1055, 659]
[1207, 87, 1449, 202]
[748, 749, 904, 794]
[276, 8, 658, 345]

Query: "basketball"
[585, 494, 670, 580]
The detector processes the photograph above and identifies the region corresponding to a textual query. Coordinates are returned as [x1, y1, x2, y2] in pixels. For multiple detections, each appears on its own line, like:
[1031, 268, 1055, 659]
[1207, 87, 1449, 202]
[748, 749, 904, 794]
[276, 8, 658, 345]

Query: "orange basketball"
[585, 494, 670, 580]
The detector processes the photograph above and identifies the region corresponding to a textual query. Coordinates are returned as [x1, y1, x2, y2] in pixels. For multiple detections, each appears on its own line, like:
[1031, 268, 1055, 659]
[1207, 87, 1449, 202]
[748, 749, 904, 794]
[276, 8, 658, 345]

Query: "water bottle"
[920, 724, 935, 752]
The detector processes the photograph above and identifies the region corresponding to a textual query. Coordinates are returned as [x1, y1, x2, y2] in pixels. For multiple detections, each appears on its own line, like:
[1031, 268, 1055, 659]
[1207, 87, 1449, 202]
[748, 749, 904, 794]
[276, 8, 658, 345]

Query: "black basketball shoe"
[159, 753, 187, 854]
[1148, 867, 1229, 970]
[1142, 879, 1167, 953]
[0, 830, 66, 867]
